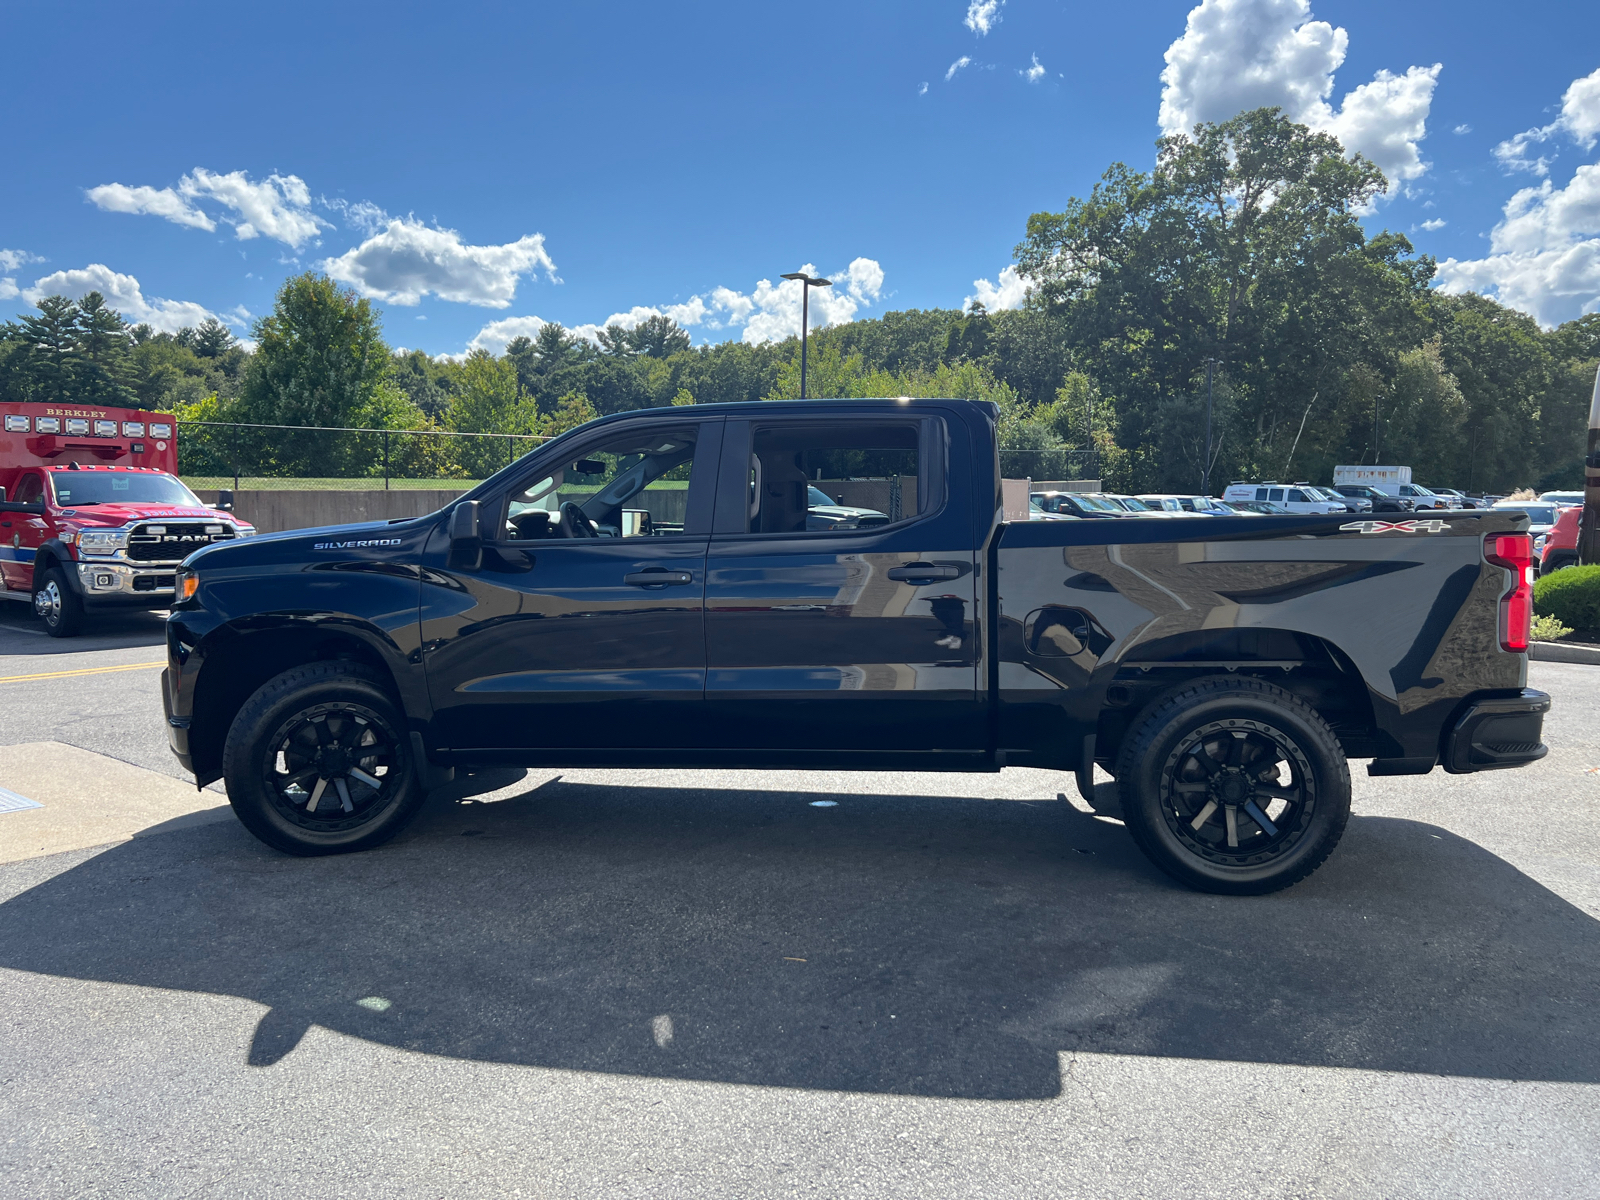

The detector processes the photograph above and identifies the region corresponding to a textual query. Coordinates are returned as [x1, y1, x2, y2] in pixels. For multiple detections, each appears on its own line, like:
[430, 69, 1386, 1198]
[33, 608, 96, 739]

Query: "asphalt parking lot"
[1, 602, 1597, 1199]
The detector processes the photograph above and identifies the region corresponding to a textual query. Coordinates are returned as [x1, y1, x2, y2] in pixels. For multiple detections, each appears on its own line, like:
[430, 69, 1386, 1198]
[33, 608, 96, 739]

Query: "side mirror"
[0, 487, 6, 503]
[449, 500, 482, 545]
[216, 488, 234, 512]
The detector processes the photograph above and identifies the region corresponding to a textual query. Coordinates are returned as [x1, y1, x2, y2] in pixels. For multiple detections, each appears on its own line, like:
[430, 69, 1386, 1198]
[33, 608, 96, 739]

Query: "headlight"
[233, 525, 257, 539]
[174, 567, 200, 603]
[77, 530, 129, 554]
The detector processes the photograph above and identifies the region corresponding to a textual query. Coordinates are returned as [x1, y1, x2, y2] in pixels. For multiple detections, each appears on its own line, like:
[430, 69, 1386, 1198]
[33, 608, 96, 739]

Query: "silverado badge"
[1339, 519, 1450, 534]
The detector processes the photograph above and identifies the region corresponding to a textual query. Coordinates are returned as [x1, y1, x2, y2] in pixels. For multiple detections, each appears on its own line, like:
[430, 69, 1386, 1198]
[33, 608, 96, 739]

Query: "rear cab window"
[718, 417, 941, 536]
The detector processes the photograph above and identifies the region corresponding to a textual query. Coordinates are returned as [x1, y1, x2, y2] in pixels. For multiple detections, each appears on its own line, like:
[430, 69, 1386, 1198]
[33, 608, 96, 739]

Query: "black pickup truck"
[162, 399, 1550, 894]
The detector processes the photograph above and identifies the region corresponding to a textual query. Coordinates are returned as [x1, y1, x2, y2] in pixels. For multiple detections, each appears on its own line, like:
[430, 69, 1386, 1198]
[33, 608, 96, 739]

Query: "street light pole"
[1202, 358, 1217, 497]
[780, 271, 832, 399]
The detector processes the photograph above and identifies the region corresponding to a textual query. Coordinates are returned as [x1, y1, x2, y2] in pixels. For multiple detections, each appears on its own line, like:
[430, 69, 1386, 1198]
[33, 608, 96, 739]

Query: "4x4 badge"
[1340, 519, 1450, 534]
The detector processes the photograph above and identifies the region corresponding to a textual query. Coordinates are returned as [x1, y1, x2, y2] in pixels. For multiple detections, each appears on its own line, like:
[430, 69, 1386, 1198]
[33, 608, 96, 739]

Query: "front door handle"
[623, 570, 694, 588]
[886, 562, 960, 582]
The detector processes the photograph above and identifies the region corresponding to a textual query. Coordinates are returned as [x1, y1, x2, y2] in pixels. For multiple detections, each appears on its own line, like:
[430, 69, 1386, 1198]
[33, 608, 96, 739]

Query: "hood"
[55, 503, 247, 529]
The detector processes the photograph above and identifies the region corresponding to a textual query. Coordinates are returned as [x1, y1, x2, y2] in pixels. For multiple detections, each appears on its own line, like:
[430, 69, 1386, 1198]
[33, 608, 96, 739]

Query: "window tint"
[1268, 488, 1284, 501]
[1288, 490, 1308, 502]
[12, 473, 43, 505]
[503, 425, 699, 540]
[743, 421, 924, 534]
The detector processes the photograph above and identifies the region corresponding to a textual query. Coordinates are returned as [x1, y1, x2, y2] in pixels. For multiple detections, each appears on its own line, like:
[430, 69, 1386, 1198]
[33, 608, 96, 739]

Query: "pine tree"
[73, 292, 138, 408]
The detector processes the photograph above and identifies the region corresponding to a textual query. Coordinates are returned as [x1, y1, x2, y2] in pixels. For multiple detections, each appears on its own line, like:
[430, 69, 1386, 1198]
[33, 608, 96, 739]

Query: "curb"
[1530, 640, 1600, 665]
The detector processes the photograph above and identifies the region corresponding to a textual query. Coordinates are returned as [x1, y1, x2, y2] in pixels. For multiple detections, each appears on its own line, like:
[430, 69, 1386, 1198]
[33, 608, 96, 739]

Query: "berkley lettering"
[44, 407, 111, 418]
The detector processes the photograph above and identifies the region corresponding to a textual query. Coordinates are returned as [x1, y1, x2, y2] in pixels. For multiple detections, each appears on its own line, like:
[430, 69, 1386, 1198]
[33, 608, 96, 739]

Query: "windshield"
[48, 471, 203, 508]
[808, 486, 837, 507]
[1076, 494, 1122, 512]
[1118, 496, 1154, 511]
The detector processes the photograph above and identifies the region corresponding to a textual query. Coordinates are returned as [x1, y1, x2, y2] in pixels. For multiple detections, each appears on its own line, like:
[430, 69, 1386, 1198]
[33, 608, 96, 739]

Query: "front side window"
[12, 473, 44, 505]
[503, 425, 699, 540]
[742, 420, 926, 534]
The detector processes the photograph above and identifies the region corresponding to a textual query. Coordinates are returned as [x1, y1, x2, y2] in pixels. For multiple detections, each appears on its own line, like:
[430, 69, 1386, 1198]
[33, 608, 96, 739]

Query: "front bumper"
[1443, 688, 1551, 774]
[75, 559, 177, 604]
[162, 667, 195, 773]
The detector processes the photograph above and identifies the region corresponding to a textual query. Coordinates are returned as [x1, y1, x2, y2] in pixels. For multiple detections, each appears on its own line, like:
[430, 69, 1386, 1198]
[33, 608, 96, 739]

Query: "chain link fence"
[175, 420, 1100, 493]
[176, 421, 553, 491]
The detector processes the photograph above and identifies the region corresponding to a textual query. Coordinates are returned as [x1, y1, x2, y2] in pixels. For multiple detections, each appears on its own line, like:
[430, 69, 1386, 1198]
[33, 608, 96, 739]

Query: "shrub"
[1533, 563, 1600, 632]
[1530, 613, 1573, 642]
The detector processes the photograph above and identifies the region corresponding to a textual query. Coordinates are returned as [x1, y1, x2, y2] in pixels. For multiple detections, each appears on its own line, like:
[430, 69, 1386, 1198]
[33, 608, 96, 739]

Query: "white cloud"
[1158, 0, 1440, 196]
[1492, 66, 1600, 176]
[458, 257, 887, 356]
[1021, 54, 1045, 83]
[964, 0, 1003, 36]
[0, 249, 45, 272]
[461, 315, 550, 357]
[0, 249, 43, 295]
[1436, 68, 1600, 327]
[86, 168, 327, 248]
[22, 264, 220, 334]
[918, 81, 929, 96]
[321, 218, 557, 308]
[85, 182, 215, 231]
[1454, 123, 1472, 135]
[322, 197, 393, 235]
[965, 265, 1031, 312]
[946, 56, 972, 82]
[1420, 218, 1447, 231]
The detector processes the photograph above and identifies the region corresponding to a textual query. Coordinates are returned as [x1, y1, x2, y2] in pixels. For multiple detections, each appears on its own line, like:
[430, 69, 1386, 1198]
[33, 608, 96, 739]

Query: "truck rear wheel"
[221, 662, 426, 856]
[1113, 676, 1350, 895]
[34, 567, 85, 638]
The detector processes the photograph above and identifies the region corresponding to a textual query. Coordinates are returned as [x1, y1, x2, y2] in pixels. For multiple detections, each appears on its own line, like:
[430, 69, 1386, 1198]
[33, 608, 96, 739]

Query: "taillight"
[1484, 533, 1533, 652]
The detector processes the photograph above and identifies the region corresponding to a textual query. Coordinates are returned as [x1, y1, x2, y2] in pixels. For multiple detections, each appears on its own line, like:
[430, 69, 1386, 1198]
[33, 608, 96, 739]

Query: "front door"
[702, 412, 983, 757]
[0, 471, 46, 595]
[420, 417, 721, 754]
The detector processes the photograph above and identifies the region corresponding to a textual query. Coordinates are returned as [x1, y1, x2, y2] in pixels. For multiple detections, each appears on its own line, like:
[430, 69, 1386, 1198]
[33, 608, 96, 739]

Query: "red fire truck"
[0, 401, 255, 636]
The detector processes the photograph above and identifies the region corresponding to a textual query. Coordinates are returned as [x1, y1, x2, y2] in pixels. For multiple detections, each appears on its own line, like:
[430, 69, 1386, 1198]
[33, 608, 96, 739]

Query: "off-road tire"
[222, 661, 426, 856]
[1114, 676, 1351, 895]
[34, 566, 85, 638]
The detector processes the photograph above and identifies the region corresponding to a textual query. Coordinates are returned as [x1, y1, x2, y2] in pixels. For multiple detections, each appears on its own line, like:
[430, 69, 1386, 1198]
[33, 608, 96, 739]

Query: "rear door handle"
[623, 570, 694, 588]
[886, 562, 960, 582]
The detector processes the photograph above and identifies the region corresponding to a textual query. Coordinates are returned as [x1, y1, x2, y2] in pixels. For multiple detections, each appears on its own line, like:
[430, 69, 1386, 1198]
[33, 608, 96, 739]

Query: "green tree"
[72, 292, 138, 408]
[241, 273, 391, 429]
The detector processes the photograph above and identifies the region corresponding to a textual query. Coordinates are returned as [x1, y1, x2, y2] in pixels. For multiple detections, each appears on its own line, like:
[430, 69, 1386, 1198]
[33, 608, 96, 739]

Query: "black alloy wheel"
[222, 661, 427, 855]
[263, 702, 401, 833]
[1114, 676, 1350, 894]
[1159, 719, 1315, 867]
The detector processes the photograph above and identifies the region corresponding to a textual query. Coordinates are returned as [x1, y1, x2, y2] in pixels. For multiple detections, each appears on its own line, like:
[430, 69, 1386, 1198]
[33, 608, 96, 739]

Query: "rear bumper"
[1442, 688, 1550, 774]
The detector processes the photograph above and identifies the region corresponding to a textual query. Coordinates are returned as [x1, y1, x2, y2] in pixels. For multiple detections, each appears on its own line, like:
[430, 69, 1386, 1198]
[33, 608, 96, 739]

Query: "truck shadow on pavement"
[0, 605, 167, 653]
[2, 776, 1597, 1100]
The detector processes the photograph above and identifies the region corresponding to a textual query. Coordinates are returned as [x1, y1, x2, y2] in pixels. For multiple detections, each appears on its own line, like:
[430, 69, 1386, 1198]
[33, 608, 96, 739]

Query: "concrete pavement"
[1, 606, 1597, 1198]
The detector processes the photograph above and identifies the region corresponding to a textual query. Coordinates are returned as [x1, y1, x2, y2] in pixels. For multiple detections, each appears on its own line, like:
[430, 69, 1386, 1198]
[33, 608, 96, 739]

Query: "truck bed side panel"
[995, 513, 1526, 768]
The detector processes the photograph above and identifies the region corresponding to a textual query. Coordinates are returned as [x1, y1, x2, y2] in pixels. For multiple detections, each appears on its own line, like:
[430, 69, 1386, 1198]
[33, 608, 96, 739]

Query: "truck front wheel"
[34, 567, 85, 638]
[1113, 677, 1351, 895]
[221, 662, 426, 856]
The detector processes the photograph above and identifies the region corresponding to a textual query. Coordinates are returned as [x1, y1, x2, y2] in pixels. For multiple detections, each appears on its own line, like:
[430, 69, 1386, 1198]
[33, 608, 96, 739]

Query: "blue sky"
[4, 0, 1599, 356]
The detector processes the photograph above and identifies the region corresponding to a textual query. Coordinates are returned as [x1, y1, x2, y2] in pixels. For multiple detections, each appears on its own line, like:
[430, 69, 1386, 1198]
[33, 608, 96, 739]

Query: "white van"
[1221, 482, 1347, 515]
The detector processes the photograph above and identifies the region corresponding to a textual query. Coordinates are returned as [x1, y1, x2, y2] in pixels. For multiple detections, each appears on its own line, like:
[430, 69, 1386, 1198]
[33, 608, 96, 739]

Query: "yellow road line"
[0, 661, 165, 685]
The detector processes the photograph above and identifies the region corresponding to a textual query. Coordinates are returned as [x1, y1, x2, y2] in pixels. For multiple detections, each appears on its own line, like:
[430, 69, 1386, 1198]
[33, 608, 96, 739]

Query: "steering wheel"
[557, 500, 598, 538]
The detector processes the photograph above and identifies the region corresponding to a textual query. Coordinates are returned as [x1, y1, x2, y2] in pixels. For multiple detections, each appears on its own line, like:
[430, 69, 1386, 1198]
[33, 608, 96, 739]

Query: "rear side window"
[1268, 488, 1284, 502]
[1255, 488, 1268, 501]
[741, 420, 928, 535]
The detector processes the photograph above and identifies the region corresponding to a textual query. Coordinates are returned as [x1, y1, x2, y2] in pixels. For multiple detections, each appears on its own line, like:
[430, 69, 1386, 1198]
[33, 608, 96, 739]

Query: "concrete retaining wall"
[193, 490, 466, 534]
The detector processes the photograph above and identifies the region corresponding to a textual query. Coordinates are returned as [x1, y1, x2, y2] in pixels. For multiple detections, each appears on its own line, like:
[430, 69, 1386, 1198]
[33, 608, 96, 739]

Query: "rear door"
[701, 410, 982, 757]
